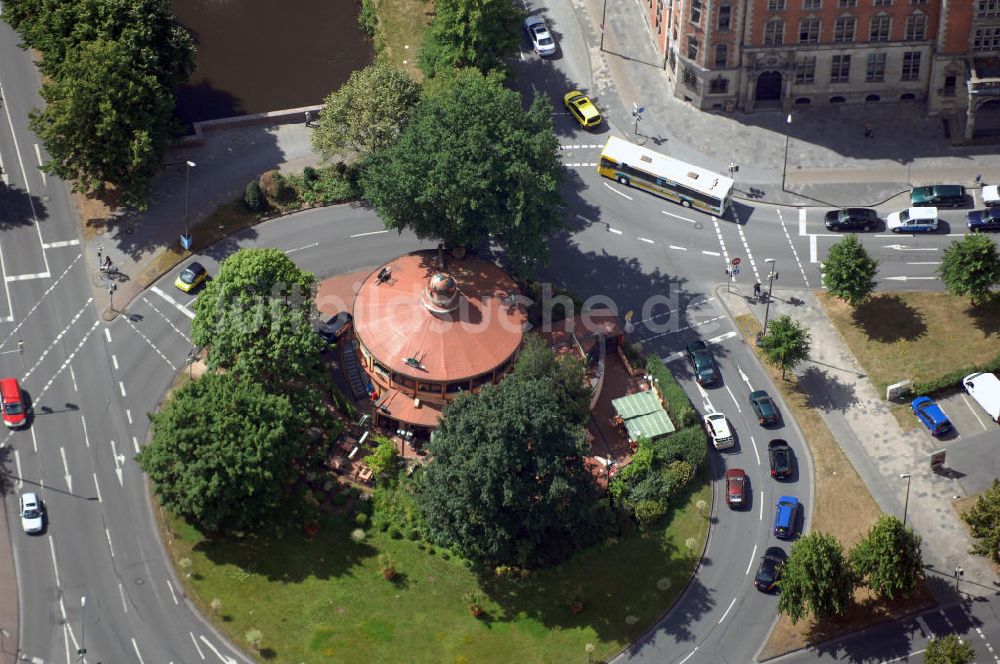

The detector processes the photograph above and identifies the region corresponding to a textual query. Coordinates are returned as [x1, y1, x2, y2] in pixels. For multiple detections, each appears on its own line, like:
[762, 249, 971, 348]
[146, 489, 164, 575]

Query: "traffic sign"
[180, 233, 192, 250]
[731, 257, 741, 266]
[731, 266, 740, 276]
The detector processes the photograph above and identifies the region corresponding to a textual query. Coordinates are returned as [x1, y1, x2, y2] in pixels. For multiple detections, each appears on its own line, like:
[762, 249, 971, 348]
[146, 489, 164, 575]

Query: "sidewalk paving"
[716, 285, 1000, 602]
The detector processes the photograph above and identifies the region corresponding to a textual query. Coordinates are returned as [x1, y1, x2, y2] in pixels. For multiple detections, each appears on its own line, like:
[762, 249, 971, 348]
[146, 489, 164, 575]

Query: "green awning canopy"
[612, 390, 676, 441]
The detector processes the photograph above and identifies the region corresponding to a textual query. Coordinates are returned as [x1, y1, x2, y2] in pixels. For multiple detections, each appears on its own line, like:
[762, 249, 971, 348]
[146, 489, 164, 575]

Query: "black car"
[749, 390, 779, 426]
[967, 207, 1000, 232]
[686, 341, 718, 386]
[315, 312, 353, 343]
[768, 439, 792, 479]
[823, 208, 879, 232]
[910, 185, 967, 208]
[754, 546, 787, 592]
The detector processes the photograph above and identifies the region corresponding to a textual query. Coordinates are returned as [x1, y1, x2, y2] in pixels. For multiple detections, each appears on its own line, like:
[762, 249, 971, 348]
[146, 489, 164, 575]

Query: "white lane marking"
[809, 235, 818, 264]
[284, 242, 319, 254]
[638, 316, 726, 343]
[735, 222, 761, 281]
[81, 415, 90, 448]
[725, 385, 741, 412]
[883, 244, 939, 252]
[702, 250, 721, 256]
[777, 209, 810, 287]
[604, 182, 633, 199]
[349, 229, 388, 238]
[110, 439, 124, 486]
[48, 536, 61, 588]
[13, 450, 22, 491]
[93, 473, 102, 503]
[59, 447, 72, 493]
[905, 261, 941, 265]
[559, 144, 604, 149]
[68, 364, 77, 391]
[126, 409, 132, 425]
[190, 632, 206, 660]
[150, 285, 195, 319]
[132, 436, 140, 454]
[608, 227, 623, 235]
[132, 637, 148, 664]
[23, 299, 93, 379]
[112, 354, 119, 370]
[30, 426, 38, 453]
[745, 543, 759, 575]
[5, 272, 51, 281]
[105, 527, 115, 557]
[119, 582, 128, 614]
[879, 651, 926, 664]
[123, 315, 178, 370]
[35, 320, 102, 402]
[677, 648, 698, 664]
[798, 208, 807, 236]
[0, 234, 16, 323]
[167, 579, 179, 605]
[718, 597, 737, 623]
[669, 245, 687, 251]
[883, 275, 939, 282]
[961, 394, 988, 431]
[759, 491, 765, 521]
[711, 216, 733, 270]
[104, 327, 112, 343]
[33, 143, 46, 186]
[565, 162, 598, 167]
[708, 330, 738, 344]
[751, 435, 761, 466]
[199, 635, 238, 663]
[40, 239, 80, 249]
[662, 210, 697, 224]
[638, 237, 654, 244]
[915, 615, 934, 638]
[118, 381, 127, 397]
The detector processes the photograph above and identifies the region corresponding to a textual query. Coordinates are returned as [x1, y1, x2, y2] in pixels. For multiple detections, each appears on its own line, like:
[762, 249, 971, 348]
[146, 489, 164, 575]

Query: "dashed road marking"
[608, 227, 623, 235]
[149, 286, 195, 320]
[559, 144, 603, 150]
[35, 320, 101, 402]
[702, 250, 721, 256]
[638, 237, 654, 244]
[23, 299, 94, 379]
[41, 240, 80, 249]
[735, 222, 761, 280]
[637, 316, 726, 343]
[141, 295, 193, 344]
[123, 316, 177, 370]
[718, 597, 737, 623]
[565, 162, 597, 167]
[663, 210, 697, 224]
[776, 209, 810, 287]
[745, 544, 758, 575]
[669, 245, 687, 251]
[349, 230, 388, 238]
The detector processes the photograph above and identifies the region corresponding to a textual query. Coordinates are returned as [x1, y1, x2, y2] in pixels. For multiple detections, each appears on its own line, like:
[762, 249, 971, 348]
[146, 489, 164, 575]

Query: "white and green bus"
[598, 136, 734, 215]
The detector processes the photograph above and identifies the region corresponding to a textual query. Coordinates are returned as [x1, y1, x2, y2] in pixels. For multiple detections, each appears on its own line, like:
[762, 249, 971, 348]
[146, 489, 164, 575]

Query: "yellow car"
[564, 90, 602, 128]
[175, 261, 207, 292]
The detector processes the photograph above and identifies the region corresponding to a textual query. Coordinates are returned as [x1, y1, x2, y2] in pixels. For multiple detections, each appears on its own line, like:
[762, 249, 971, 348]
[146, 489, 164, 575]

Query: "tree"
[939, 234, 1000, 306]
[777, 532, 857, 624]
[28, 37, 178, 208]
[822, 234, 879, 306]
[137, 373, 309, 533]
[963, 478, 1000, 563]
[360, 68, 564, 270]
[513, 334, 591, 425]
[191, 248, 324, 383]
[418, 0, 521, 77]
[312, 62, 420, 161]
[924, 635, 976, 664]
[366, 437, 400, 484]
[419, 374, 599, 568]
[759, 315, 811, 379]
[849, 515, 923, 599]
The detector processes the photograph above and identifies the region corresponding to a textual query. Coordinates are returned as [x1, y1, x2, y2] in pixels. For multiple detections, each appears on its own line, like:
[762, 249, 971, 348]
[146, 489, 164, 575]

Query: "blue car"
[967, 207, 1000, 232]
[773, 496, 799, 540]
[911, 396, 952, 436]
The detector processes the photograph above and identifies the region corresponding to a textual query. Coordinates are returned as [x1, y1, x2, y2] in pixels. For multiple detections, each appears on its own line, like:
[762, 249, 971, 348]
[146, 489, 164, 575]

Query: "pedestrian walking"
[304, 110, 313, 127]
[864, 123, 873, 138]
[753, 281, 761, 299]
[103, 255, 112, 271]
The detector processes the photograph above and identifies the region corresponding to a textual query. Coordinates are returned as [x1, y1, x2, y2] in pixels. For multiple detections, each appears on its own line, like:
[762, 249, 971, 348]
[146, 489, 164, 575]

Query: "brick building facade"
[641, 0, 1000, 139]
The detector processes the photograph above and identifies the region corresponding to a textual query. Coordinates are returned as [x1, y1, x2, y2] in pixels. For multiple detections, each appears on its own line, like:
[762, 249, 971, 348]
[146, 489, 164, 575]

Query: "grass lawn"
[373, 0, 433, 81]
[733, 314, 935, 659]
[817, 292, 1000, 394]
[161, 473, 711, 663]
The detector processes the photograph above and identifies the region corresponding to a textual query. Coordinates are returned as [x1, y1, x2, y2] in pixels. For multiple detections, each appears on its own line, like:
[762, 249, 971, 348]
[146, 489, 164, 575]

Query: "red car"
[1, 378, 27, 429]
[725, 468, 747, 508]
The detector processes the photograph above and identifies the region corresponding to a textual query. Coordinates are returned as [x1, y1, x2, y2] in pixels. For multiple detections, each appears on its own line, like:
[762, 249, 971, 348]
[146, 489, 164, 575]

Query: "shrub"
[407, 529, 421, 541]
[911, 352, 1000, 396]
[332, 493, 348, 507]
[258, 170, 294, 206]
[389, 527, 403, 539]
[367, 436, 400, 484]
[658, 425, 708, 469]
[358, 0, 377, 37]
[303, 165, 318, 182]
[350, 528, 366, 542]
[633, 499, 668, 528]
[354, 512, 368, 526]
[243, 180, 264, 211]
[646, 355, 698, 427]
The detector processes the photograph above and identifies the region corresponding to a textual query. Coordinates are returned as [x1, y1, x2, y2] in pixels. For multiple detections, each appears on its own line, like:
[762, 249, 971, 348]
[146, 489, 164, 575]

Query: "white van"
[887, 207, 939, 233]
[963, 372, 1000, 422]
[983, 185, 1000, 207]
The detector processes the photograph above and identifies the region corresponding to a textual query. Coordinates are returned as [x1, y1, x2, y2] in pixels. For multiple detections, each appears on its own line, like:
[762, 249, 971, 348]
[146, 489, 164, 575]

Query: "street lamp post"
[78, 596, 86, 660]
[600, 0, 608, 51]
[182, 160, 196, 249]
[780, 113, 792, 193]
[762, 258, 777, 337]
[900, 473, 912, 527]
[954, 566, 964, 592]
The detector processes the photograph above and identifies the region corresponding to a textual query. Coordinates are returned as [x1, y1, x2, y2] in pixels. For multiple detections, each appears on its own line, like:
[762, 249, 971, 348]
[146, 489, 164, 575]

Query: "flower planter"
[569, 601, 585, 614]
[304, 521, 320, 537]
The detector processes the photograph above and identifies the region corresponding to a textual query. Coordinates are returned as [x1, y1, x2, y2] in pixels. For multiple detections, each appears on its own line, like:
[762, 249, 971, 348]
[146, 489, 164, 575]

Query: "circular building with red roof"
[352, 250, 527, 435]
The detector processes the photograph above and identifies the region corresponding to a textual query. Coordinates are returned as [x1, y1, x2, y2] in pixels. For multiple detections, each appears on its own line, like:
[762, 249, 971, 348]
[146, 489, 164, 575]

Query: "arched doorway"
[755, 71, 782, 107]
[973, 99, 1000, 138]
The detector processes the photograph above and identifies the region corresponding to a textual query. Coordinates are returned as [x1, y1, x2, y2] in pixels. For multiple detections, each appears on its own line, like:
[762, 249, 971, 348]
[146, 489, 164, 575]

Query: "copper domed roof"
[353, 251, 526, 382]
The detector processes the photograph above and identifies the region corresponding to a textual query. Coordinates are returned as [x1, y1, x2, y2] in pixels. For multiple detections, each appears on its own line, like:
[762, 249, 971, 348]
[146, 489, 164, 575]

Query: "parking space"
[933, 390, 1000, 439]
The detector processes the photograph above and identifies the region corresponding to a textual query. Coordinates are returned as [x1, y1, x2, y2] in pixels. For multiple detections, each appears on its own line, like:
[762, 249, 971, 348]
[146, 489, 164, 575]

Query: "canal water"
[171, 0, 374, 124]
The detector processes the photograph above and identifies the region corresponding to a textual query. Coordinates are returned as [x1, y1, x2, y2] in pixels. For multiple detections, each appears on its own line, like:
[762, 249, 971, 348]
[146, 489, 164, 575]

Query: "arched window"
[830, 95, 847, 102]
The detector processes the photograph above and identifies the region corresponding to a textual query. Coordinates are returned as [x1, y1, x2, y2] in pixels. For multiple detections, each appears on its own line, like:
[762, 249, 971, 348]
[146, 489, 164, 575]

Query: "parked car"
[523, 16, 556, 56]
[749, 390, 779, 426]
[910, 185, 967, 208]
[967, 207, 1000, 232]
[983, 184, 1000, 206]
[175, 261, 208, 293]
[887, 207, 939, 233]
[754, 547, 787, 592]
[0, 377, 27, 429]
[563, 90, 602, 128]
[773, 496, 799, 539]
[823, 208, 879, 232]
[19, 492, 43, 534]
[911, 396, 952, 436]
[963, 372, 1000, 423]
[704, 412, 735, 450]
[315, 312, 353, 343]
[686, 340, 718, 386]
[725, 468, 747, 508]
[768, 439, 792, 479]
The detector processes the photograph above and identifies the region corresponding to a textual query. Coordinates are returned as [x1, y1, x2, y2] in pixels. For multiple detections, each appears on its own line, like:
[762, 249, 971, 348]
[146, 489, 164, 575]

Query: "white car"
[19, 492, 43, 534]
[524, 16, 556, 56]
[886, 206, 939, 233]
[704, 412, 735, 450]
[983, 184, 1000, 207]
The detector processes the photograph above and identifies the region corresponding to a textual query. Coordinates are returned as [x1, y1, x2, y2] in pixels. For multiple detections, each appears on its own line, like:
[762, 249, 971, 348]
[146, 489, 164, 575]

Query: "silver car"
[524, 16, 556, 56]
[20, 492, 43, 534]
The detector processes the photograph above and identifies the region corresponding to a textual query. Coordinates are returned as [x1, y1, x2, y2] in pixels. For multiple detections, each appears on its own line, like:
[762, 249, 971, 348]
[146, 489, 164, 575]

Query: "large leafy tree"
[939, 234, 1000, 306]
[849, 515, 923, 599]
[822, 235, 879, 306]
[419, 374, 599, 568]
[191, 248, 324, 383]
[312, 62, 420, 161]
[137, 373, 309, 533]
[360, 68, 564, 270]
[418, 0, 521, 77]
[759, 314, 811, 379]
[925, 635, 976, 664]
[963, 478, 1000, 563]
[778, 532, 857, 624]
[513, 334, 591, 425]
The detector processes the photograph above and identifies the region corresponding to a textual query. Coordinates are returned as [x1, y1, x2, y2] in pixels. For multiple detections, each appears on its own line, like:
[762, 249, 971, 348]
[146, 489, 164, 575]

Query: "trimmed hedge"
[646, 355, 699, 428]
[655, 425, 708, 469]
[912, 352, 1000, 396]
